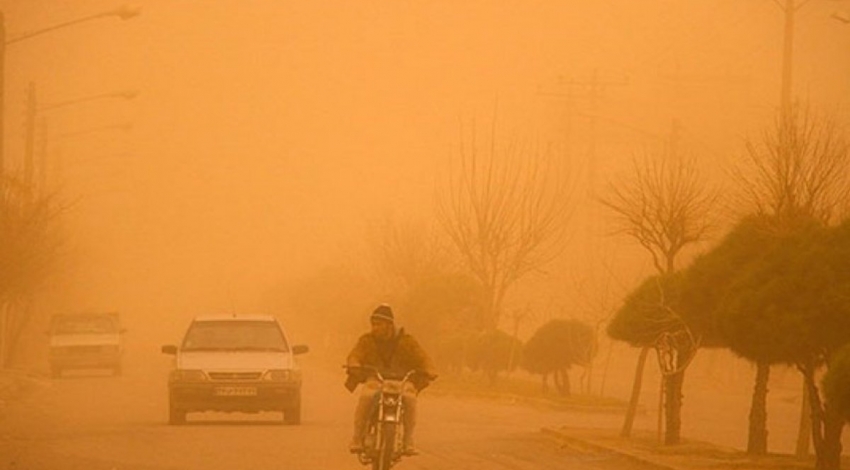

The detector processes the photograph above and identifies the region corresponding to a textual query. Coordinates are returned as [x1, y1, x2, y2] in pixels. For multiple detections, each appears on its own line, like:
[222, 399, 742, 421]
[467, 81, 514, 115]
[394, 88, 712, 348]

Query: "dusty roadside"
[545, 426, 847, 470]
[0, 368, 49, 419]
[428, 374, 848, 470]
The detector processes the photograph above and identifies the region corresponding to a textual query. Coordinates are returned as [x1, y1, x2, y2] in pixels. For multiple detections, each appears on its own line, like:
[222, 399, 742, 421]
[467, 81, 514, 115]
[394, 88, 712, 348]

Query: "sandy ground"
[1, 342, 847, 469]
[0, 348, 657, 470]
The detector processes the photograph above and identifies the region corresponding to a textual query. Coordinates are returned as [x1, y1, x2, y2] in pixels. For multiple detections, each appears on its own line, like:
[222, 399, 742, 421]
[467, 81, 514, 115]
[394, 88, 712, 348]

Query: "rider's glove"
[411, 372, 434, 391]
[344, 367, 366, 393]
[344, 373, 360, 393]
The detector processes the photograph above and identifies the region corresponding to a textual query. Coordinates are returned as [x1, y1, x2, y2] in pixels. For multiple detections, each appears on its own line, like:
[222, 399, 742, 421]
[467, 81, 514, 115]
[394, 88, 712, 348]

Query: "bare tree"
[569, 256, 628, 396]
[601, 149, 717, 442]
[602, 151, 717, 275]
[731, 104, 850, 456]
[436, 115, 573, 332]
[734, 105, 850, 229]
[365, 215, 452, 294]
[0, 176, 63, 366]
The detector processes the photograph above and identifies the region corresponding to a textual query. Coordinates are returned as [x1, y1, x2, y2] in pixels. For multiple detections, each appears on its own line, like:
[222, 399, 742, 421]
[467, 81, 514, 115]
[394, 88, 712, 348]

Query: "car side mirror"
[292, 344, 309, 355]
[161, 344, 178, 355]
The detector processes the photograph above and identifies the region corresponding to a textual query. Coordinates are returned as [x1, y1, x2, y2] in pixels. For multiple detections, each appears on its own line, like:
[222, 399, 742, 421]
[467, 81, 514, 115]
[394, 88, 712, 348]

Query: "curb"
[542, 427, 681, 470]
[541, 427, 829, 470]
[428, 387, 641, 415]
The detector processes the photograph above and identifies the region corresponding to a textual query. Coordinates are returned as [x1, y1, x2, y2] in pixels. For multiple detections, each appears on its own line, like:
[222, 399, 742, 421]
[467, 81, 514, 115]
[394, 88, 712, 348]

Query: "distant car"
[161, 314, 308, 425]
[48, 312, 124, 378]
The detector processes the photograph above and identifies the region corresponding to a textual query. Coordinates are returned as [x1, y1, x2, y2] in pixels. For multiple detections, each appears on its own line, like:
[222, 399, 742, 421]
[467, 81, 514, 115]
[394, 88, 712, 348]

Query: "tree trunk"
[664, 368, 684, 445]
[747, 362, 770, 455]
[554, 369, 571, 396]
[6, 299, 32, 366]
[621, 347, 649, 437]
[797, 379, 812, 457]
[599, 342, 614, 396]
[819, 401, 844, 470]
[799, 361, 841, 470]
[0, 302, 8, 367]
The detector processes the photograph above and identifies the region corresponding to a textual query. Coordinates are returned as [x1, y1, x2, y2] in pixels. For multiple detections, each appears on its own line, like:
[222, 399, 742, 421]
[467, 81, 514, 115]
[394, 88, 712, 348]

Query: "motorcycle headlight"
[263, 369, 292, 381]
[382, 395, 399, 407]
[170, 369, 207, 382]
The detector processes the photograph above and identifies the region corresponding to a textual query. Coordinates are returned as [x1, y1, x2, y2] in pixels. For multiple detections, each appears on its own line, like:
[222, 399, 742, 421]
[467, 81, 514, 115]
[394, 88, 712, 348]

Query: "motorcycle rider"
[345, 304, 436, 455]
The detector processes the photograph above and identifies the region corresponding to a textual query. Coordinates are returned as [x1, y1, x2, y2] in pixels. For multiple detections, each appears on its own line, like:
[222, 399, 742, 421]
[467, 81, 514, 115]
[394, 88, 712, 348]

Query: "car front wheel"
[283, 392, 301, 425]
[168, 402, 186, 425]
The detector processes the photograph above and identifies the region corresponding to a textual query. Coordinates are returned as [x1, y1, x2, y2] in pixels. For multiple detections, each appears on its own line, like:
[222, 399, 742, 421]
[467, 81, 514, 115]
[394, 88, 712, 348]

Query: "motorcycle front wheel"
[372, 422, 397, 470]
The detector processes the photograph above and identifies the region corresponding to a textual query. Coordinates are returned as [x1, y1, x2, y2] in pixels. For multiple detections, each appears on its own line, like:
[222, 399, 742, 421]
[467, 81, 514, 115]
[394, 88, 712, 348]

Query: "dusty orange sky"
[2, 0, 849, 329]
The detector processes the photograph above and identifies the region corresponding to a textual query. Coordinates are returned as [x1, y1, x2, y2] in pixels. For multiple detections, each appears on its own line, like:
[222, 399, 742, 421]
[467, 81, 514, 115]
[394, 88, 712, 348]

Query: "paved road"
[0, 351, 644, 470]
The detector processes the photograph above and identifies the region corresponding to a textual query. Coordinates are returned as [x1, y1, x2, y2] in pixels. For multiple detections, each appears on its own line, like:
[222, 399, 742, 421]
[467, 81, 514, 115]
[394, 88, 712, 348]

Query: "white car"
[48, 312, 124, 378]
[161, 314, 308, 425]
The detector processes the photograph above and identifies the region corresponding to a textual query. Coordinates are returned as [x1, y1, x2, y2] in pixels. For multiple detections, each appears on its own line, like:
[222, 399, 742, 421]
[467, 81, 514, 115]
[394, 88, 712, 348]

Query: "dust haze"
[1, 0, 849, 466]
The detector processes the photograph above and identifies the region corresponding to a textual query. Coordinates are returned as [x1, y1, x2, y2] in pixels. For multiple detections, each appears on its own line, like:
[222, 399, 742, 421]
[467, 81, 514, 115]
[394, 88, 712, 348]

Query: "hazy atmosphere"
[1, 1, 849, 469]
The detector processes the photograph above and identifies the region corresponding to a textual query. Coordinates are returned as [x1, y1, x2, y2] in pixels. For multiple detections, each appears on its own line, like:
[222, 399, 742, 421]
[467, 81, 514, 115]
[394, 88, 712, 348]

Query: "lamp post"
[780, 0, 796, 121]
[0, 4, 141, 179]
[39, 89, 138, 112]
[24, 84, 138, 189]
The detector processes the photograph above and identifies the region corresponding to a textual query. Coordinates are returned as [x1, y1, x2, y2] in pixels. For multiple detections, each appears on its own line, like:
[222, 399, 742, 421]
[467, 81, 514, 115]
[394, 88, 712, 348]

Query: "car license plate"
[214, 386, 257, 396]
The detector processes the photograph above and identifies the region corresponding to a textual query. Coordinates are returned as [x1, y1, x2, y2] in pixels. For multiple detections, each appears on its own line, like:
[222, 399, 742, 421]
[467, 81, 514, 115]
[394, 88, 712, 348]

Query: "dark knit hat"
[370, 304, 394, 323]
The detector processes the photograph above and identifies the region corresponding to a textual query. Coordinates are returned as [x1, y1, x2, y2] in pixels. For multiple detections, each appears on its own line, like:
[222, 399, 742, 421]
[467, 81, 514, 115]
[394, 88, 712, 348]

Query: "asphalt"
[543, 426, 838, 470]
[0, 368, 47, 418]
[1, 368, 845, 470]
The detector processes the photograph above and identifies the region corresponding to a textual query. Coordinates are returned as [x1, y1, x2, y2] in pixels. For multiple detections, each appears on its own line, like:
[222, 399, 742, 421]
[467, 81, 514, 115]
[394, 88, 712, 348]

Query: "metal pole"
[0, 11, 6, 179]
[37, 116, 47, 191]
[4, 6, 140, 46]
[0, 5, 140, 181]
[39, 89, 138, 112]
[24, 82, 36, 187]
[780, 0, 795, 121]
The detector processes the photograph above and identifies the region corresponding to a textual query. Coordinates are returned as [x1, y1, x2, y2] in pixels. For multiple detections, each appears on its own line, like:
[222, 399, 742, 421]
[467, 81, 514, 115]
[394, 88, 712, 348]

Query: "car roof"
[191, 314, 278, 323]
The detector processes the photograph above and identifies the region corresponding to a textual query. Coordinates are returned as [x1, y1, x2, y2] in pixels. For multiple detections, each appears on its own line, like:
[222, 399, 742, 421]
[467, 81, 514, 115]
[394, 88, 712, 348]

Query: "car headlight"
[262, 369, 293, 381]
[170, 369, 207, 382]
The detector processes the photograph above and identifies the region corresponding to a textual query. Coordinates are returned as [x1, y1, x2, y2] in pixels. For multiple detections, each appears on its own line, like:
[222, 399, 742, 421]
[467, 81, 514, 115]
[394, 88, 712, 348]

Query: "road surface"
[0, 350, 644, 470]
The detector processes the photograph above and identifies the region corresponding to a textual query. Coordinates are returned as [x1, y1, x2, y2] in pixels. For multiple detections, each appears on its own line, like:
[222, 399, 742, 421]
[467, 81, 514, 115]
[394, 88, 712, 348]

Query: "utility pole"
[780, 0, 796, 121]
[37, 116, 46, 190]
[539, 70, 628, 199]
[0, 5, 140, 182]
[0, 11, 6, 179]
[23, 81, 36, 188]
[775, 0, 811, 457]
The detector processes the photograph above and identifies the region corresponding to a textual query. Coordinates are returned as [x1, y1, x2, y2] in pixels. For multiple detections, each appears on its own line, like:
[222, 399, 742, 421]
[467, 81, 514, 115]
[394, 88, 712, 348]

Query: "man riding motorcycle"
[345, 304, 436, 455]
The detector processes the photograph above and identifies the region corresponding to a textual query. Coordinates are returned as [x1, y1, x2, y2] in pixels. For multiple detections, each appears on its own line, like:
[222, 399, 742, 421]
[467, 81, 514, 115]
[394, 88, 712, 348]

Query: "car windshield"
[181, 320, 289, 352]
[53, 316, 117, 335]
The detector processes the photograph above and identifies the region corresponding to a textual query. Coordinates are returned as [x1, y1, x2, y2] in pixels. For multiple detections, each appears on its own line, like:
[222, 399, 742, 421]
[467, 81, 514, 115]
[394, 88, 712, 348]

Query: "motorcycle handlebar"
[343, 365, 436, 382]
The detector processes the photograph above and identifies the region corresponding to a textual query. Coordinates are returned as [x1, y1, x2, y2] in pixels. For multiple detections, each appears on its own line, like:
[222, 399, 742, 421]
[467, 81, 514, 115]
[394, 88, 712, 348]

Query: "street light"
[25, 85, 139, 188]
[0, 4, 141, 178]
[831, 10, 850, 23]
[4, 5, 141, 45]
[39, 89, 139, 112]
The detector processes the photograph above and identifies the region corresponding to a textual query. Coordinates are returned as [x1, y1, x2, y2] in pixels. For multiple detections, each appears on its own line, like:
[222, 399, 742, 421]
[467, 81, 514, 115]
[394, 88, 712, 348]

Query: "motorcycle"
[345, 366, 423, 470]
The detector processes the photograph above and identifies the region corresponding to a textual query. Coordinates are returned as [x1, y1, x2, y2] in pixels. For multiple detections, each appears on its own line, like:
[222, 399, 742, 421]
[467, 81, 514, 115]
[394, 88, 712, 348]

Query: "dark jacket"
[345, 329, 436, 392]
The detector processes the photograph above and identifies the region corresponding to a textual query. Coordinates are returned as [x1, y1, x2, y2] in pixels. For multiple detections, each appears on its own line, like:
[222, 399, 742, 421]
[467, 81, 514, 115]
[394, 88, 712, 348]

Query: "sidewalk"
[543, 426, 837, 470]
[0, 368, 48, 419]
